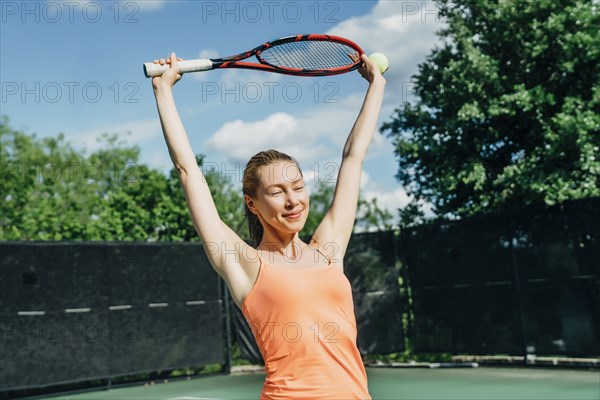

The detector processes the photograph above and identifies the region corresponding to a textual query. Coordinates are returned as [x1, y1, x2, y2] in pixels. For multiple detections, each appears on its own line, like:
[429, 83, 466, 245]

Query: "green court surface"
[51, 367, 599, 400]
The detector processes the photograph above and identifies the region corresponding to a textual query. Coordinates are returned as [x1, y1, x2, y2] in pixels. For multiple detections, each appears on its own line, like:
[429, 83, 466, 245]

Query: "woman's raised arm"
[152, 53, 257, 279]
[312, 54, 386, 262]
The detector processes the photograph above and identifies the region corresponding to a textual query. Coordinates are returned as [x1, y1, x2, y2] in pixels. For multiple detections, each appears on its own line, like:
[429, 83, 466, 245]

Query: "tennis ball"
[369, 52, 389, 75]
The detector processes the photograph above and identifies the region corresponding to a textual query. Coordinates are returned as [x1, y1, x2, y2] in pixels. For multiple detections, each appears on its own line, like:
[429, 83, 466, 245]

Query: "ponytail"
[245, 203, 263, 248]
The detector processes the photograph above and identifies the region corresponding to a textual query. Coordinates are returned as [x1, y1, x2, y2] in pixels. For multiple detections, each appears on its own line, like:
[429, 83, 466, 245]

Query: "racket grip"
[143, 59, 214, 78]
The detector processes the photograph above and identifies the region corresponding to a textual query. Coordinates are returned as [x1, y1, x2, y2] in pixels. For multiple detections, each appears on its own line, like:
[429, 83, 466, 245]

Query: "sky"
[1, 0, 445, 220]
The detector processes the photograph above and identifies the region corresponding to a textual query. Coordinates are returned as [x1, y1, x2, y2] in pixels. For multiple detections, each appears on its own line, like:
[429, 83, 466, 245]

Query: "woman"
[152, 51, 385, 399]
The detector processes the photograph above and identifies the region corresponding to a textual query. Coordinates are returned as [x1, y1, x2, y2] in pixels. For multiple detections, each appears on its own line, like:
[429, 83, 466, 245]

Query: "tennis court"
[50, 367, 599, 400]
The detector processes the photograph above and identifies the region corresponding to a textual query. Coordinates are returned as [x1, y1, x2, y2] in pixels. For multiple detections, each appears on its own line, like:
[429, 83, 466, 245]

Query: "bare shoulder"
[205, 235, 261, 309]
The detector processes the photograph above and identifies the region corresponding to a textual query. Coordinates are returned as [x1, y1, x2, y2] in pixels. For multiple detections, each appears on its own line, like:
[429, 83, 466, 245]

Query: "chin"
[281, 219, 307, 234]
[288, 220, 306, 232]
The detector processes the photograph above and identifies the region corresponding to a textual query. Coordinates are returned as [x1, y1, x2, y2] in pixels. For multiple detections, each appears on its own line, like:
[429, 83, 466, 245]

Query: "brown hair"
[242, 149, 302, 248]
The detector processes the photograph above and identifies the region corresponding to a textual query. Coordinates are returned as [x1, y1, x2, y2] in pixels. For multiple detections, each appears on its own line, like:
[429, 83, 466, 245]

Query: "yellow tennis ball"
[369, 52, 389, 74]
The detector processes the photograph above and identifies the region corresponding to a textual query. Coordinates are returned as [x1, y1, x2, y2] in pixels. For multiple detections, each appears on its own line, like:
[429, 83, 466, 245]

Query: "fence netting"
[399, 197, 599, 356]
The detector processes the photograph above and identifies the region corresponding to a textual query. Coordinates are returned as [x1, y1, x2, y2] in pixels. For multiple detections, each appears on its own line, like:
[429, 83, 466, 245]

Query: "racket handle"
[143, 59, 214, 78]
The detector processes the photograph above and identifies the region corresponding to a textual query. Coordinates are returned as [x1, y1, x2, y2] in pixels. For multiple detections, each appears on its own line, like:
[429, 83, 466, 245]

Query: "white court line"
[65, 308, 91, 313]
[109, 304, 132, 310]
[18, 311, 45, 316]
[148, 302, 169, 308]
[186, 300, 206, 305]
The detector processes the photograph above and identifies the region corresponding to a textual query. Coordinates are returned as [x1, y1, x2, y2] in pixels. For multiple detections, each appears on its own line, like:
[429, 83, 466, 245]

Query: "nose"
[285, 190, 300, 208]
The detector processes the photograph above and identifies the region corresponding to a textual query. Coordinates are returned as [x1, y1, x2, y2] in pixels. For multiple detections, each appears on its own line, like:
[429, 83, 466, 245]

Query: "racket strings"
[260, 40, 358, 71]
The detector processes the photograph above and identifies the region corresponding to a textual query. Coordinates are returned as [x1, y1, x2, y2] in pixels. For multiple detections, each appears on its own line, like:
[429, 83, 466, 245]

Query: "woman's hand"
[152, 52, 183, 91]
[350, 53, 386, 85]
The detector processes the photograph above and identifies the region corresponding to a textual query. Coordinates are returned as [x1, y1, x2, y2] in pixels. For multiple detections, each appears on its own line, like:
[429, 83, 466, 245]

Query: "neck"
[258, 229, 303, 260]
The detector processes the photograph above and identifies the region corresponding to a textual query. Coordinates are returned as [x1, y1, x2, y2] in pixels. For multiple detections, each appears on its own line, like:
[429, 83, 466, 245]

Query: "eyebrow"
[264, 178, 304, 190]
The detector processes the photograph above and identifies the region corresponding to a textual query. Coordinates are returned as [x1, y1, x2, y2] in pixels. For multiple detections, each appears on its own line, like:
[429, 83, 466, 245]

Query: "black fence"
[1, 197, 598, 395]
[399, 197, 600, 357]
[0, 235, 405, 395]
[0, 243, 225, 393]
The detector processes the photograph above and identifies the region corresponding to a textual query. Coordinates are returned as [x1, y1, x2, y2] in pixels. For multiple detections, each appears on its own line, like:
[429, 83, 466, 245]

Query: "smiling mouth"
[283, 210, 303, 219]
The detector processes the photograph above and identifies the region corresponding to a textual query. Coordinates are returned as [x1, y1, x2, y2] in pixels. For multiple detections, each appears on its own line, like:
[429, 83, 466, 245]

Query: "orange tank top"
[241, 255, 371, 400]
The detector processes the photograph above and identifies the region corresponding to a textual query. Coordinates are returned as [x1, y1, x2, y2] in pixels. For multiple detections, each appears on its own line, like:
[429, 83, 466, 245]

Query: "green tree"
[302, 180, 335, 235]
[156, 155, 246, 242]
[382, 0, 599, 220]
[301, 180, 394, 236]
[0, 118, 246, 241]
[356, 196, 394, 232]
[0, 120, 162, 240]
[1, 118, 392, 241]
[1, 117, 112, 240]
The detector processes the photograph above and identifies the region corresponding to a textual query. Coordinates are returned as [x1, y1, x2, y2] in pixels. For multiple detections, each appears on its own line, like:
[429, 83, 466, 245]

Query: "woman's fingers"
[151, 52, 184, 89]
[152, 55, 183, 65]
[354, 53, 385, 83]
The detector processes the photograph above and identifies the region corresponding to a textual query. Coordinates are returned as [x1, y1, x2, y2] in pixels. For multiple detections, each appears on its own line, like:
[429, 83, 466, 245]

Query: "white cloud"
[203, 89, 369, 166]
[68, 118, 175, 177]
[359, 169, 412, 222]
[202, 88, 400, 187]
[297, 92, 394, 161]
[198, 49, 220, 60]
[363, 187, 412, 213]
[362, 184, 436, 220]
[327, 0, 444, 106]
[202, 98, 413, 218]
[361, 170, 371, 188]
[71, 118, 162, 152]
[204, 112, 331, 164]
[141, 146, 171, 172]
[191, 50, 220, 82]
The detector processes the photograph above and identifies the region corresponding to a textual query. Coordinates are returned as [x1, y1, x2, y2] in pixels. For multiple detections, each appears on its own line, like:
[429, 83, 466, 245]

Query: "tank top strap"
[255, 252, 266, 270]
[308, 238, 333, 266]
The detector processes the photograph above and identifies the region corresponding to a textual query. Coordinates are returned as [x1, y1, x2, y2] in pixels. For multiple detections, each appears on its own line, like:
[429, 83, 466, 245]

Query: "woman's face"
[247, 161, 309, 235]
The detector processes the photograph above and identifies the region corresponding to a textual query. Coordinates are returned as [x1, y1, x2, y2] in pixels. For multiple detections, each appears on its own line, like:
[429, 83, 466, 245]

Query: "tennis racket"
[143, 34, 364, 78]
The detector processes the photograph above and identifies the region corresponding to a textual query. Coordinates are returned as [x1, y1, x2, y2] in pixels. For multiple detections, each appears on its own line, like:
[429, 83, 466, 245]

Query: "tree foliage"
[382, 0, 599, 221]
[1, 117, 391, 241]
[0, 117, 245, 241]
[301, 179, 394, 235]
